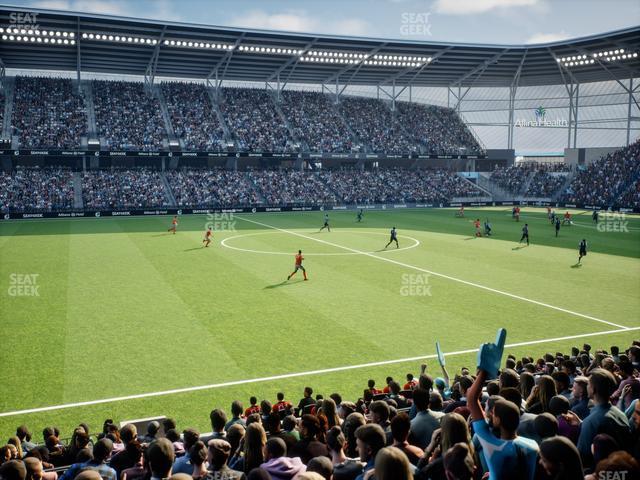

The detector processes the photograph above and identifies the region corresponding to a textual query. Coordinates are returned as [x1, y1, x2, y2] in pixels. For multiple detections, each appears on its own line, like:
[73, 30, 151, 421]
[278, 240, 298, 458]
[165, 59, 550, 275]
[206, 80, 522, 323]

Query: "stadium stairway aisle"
[160, 172, 177, 206]
[72, 172, 83, 209]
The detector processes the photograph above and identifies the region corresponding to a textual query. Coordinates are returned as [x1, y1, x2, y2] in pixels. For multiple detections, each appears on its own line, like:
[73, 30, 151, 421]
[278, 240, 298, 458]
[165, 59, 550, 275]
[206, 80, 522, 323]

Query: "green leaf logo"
[534, 106, 546, 121]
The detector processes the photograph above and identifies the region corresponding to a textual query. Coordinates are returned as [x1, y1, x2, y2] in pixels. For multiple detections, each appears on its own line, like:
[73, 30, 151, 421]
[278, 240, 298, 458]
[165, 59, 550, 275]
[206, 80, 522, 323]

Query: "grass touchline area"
[0, 207, 637, 436]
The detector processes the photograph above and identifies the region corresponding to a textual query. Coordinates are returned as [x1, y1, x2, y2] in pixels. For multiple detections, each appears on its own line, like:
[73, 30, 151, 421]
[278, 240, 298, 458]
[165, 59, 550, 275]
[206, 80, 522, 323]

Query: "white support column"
[391, 80, 396, 112]
[507, 85, 516, 150]
[573, 84, 579, 148]
[627, 78, 633, 146]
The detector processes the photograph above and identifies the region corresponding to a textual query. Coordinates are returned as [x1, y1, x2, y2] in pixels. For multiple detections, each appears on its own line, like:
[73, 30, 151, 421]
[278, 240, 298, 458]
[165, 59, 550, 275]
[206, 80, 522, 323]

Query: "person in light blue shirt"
[468, 330, 539, 480]
[171, 428, 200, 475]
[61, 439, 116, 480]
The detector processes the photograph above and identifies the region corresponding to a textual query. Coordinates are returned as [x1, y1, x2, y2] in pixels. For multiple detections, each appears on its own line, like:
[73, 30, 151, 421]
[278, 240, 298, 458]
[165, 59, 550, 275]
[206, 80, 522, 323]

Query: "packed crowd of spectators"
[161, 83, 226, 151]
[522, 162, 571, 173]
[280, 91, 354, 153]
[12, 77, 87, 149]
[563, 141, 640, 207]
[4, 77, 488, 157]
[0, 167, 488, 212]
[0, 168, 75, 212]
[320, 168, 484, 204]
[490, 165, 536, 194]
[619, 180, 640, 208]
[433, 108, 484, 156]
[248, 170, 339, 205]
[165, 169, 259, 207]
[339, 97, 418, 155]
[396, 103, 458, 156]
[93, 81, 166, 151]
[82, 169, 169, 209]
[524, 171, 568, 198]
[220, 88, 291, 153]
[396, 103, 484, 156]
[2, 338, 639, 480]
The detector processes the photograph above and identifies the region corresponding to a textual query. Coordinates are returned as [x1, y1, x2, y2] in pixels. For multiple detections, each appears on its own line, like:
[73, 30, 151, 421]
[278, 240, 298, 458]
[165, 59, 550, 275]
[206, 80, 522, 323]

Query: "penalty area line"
[236, 216, 631, 331]
[0, 326, 637, 418]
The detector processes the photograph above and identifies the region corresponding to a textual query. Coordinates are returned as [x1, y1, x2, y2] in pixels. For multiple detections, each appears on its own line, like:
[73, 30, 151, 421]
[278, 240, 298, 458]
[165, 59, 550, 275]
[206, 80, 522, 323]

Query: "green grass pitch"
[0, 207, 638, 439]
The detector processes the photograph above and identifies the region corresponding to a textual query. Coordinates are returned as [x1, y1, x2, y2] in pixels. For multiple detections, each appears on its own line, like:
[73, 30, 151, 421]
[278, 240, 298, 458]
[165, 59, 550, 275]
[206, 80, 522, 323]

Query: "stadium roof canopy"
[0, 5, 638, 89]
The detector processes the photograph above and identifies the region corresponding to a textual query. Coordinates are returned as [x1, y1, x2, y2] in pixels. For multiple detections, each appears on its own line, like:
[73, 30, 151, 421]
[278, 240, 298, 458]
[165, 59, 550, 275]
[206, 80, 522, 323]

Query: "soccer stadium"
[0, 1, 639, 479]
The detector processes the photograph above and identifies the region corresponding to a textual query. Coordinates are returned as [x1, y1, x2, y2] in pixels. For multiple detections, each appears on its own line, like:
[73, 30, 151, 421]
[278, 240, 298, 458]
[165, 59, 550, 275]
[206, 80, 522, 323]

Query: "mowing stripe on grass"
[0, 326, 637, 418]
[236, 216, 631, 330]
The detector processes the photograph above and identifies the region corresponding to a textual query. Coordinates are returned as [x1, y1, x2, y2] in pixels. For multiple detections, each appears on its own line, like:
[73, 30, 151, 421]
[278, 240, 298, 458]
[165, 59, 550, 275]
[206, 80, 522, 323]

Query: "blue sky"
[5, 0, 640, 44]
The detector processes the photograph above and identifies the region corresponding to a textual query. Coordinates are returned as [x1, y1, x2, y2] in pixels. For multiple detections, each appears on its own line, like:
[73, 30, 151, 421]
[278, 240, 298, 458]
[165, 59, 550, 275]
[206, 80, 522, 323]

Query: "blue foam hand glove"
[476, 328, 507, 379]
[436, 341, 446, 367]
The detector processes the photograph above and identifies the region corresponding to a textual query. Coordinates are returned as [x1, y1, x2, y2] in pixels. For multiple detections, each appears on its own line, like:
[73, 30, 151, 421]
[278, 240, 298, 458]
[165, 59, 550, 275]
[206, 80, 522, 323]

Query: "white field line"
[0, 326, 637, 418]
[236, 216, 631, 330]
[220, 230, 420, 256]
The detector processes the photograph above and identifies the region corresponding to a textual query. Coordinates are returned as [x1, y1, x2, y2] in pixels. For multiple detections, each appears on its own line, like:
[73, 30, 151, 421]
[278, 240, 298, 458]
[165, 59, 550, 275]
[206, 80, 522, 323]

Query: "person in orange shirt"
[244, 396, 260, 417]
[287, 250, 308, 281]
[168, 215, 178, 234]
[403, 373, 418, 391]
[474, 218, 482, 237]
[273, 392, 293, 415]
[563, 211, 572, 225]
[515, 206, 521, 222]
[202, 227, 213, 247]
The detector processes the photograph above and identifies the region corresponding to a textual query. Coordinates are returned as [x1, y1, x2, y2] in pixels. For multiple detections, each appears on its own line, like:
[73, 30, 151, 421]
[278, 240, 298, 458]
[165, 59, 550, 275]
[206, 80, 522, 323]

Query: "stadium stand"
[0, 167, 75, 212]
[280, 90, 354, 153]
[93, 80, 166, 151]
[165, 169, 259, 207]
[12, 76, 87, 149]
[490, 165, 534, 194]
[320, 168, 484, 204]
[0, 167, 488, 213]
[81, 169, 169, 209]
[160, 82, 226, 151]
[524, 169, 569, 197]
[395, 102, 483, 156]
[339, 96, 418, 154]
[248, 169, 339, 205]
[1, 77, 485, 156]
[2, 338, 638, 480]
[619, 180, 640, 208]
[220, 87, 291, 152]
[563, 141, 640, 207]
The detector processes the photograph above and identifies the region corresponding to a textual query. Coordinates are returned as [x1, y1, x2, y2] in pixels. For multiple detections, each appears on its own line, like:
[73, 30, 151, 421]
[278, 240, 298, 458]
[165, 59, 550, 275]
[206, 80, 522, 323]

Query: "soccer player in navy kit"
[555, 217, 561, 237]
[385, 227, 399, 249]
[357, 209, 363, 223]
[519, 223, 530, 246]
[319, 213, 331, 232]
[578, 239, 587, 264]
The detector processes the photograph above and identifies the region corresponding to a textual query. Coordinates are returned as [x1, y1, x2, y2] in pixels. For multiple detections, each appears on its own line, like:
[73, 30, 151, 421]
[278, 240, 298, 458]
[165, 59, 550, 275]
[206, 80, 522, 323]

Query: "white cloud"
[31, 0, 182, 21]
[228, 9, 371, 36]
[333, 19, 371, 37]
[526, 30, 571, 44]
[31, 0, 72, 9]
[434, 0, 539, 15]
[229, 9, 316, 32]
